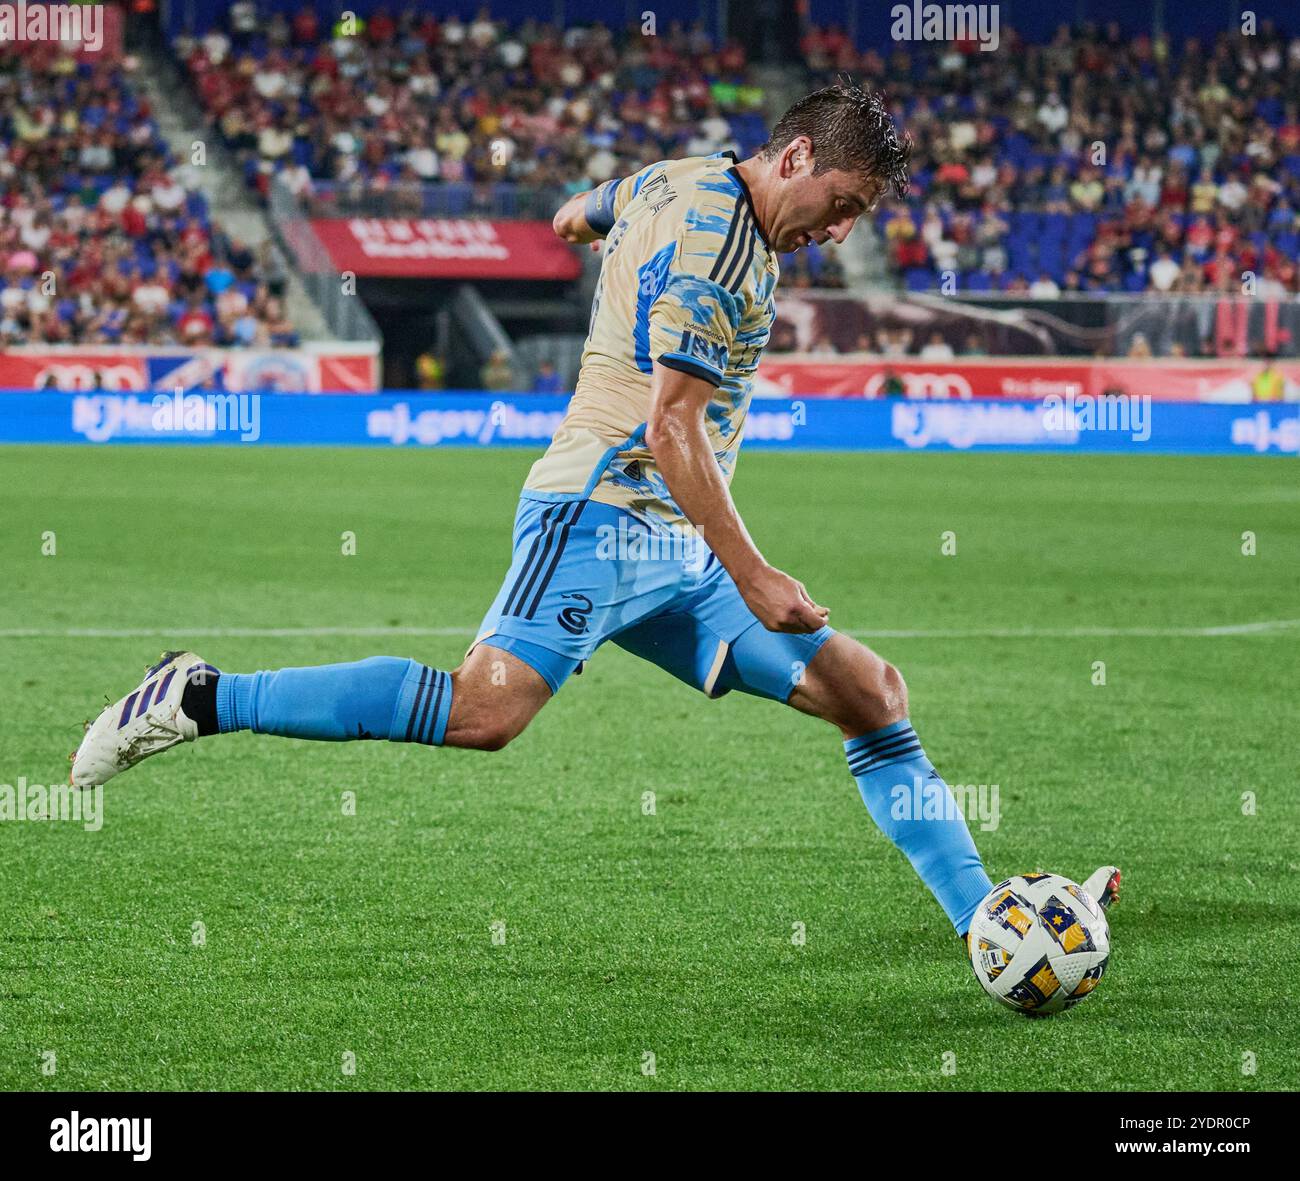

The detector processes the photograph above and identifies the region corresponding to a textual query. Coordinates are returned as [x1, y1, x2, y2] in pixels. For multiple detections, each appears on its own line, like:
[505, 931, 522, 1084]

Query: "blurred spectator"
[876, 325, 913, 356]
[531, 360, 566, 393]
[1148, 250, 1181, 292]
[415, 348, 446, 389]
[807, 326, 839, 353]
[779, 242, 848, 290]
[817, 22, 1300, 299]
[1252, 357, 1285, 400]
[0, 48, 299, 346]
[480, 348, 515, 391]
[177, 9, 767, 210]
[918, 330, 955, 360]
[1028, 273, 1060, 299]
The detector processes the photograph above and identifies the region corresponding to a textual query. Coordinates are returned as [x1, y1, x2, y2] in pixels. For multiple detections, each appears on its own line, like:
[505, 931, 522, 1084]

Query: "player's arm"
[646, 363, 828, 634]
[552, 191, 602, 245]
[642, 221, 827, 633]
[551, 176, 627, 245]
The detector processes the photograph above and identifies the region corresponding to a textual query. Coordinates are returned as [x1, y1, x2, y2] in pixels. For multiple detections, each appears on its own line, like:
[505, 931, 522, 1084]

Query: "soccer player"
[72, 85, 1119, 946]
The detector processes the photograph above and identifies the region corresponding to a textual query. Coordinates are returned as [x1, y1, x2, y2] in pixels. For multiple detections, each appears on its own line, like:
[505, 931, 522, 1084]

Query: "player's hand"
[737, 564, 829, 634]
[557, 231, 600, 251]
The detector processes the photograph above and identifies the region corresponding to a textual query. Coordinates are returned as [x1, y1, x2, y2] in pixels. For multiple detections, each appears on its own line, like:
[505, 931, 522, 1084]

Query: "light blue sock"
[845, 720, 993, 935]
[216, 657, 453, 746]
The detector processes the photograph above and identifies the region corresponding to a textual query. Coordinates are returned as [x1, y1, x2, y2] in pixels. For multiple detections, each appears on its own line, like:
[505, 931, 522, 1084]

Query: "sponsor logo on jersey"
[678, 329, 728, 372]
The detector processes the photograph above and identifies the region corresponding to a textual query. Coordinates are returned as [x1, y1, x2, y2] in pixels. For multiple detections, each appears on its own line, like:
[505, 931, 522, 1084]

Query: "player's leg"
[69, 495, 592, 787]
[782, 631, 907, 735]
[742, 627, 994, 935]
[615, 565, 992, 936]
[207, 641, 555, 752]
[69, 642, 557, 787]
[733, 628, 1121, 925]
[444, 641, 567, 751]
[785, 637, 1121, 916]
[71, 494, 687, 786]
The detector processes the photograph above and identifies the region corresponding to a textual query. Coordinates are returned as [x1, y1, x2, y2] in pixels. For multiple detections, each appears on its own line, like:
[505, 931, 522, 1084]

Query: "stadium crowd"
[176, 5, 770, 211]
[0, 46, 299, 347]
[8, 7, 1297, 358]
[177, 6, 1300, 303]
[800, 20, 1300, 296]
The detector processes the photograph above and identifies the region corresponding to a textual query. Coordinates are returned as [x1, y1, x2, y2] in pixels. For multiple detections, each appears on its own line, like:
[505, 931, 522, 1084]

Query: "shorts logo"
[557, 593, 594, 635]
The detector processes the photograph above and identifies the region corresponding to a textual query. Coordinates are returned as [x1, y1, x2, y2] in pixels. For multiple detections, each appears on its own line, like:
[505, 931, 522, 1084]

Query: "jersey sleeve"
[582, 164, 654, 236]
[582, 178, 622, 236]
[645, 225, 746, 387]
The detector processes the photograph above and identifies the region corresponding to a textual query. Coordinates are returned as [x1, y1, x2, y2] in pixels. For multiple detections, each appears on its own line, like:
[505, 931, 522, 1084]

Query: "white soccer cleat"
[69, 651, 213, 787]
[1081, 865, 1122, 911]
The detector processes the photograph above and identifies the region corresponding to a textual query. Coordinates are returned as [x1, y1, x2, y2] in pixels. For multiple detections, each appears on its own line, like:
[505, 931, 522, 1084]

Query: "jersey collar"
[723, 156, 773, 253]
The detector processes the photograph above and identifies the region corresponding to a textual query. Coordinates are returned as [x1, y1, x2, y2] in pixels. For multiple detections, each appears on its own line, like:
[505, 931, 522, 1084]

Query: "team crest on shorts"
[557, 593, 594, 635]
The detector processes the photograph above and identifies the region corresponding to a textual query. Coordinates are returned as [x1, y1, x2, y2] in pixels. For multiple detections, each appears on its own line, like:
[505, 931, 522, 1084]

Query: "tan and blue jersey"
[523, 151, 778, 531]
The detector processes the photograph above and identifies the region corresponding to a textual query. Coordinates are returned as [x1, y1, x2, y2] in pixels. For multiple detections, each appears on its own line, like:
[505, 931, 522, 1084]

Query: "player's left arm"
[552, 191, 603, 245]
[552, 172, 642, 245]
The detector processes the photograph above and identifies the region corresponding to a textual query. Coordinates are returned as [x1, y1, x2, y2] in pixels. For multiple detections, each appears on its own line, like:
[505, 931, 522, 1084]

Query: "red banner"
[755, 359, 1300, 402]
[311, 219, 583, 280]
[0, 352, 144, 390]
[0, 349, 378, 392]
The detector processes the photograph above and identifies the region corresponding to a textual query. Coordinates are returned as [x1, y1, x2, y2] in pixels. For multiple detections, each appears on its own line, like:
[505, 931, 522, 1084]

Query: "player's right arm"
[640, 205, 827, 634]
[646, 363, 828, 634]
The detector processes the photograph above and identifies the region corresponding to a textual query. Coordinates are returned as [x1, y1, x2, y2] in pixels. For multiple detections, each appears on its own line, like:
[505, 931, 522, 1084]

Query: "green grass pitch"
[1, 444, 1296, 1091]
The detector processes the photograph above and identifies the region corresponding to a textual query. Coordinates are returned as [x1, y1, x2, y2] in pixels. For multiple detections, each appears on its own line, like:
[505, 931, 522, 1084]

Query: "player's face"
[773, 164, 884, 254]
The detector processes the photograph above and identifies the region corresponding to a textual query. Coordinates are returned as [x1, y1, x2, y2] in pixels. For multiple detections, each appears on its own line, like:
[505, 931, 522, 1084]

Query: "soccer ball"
[967, 873, 1110, 1016]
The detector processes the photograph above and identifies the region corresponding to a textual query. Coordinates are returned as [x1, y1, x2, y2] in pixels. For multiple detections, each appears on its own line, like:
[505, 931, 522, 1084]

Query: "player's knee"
[460, 719, 519, 752]
[847, 658, 908, 733]
[877, 660, 908, 722]
[448, 706, 528, 751]
[444, 670, 536, 752]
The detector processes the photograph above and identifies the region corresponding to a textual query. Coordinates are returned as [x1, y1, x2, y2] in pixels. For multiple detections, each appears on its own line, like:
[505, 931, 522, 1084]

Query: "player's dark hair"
[761, 81, 912, 199]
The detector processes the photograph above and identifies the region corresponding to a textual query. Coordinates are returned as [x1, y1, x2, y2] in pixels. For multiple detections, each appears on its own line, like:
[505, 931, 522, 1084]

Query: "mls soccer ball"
[968, 873, 1111, 1016]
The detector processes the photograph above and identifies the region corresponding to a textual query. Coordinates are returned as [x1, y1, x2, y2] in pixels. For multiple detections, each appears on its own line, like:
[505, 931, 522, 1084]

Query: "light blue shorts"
[473, 495, 835, 697]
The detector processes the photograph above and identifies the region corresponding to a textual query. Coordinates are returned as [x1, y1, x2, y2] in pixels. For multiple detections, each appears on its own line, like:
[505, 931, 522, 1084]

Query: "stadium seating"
[805, 21, 1300, 296]
[0, 51, 297, 346]
[8, 6, 1298, 356]
[175, 9, 769, 209]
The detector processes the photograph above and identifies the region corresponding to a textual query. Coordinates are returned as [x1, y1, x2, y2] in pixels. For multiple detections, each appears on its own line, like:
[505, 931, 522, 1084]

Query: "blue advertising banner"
[0, 391, 1296, 456]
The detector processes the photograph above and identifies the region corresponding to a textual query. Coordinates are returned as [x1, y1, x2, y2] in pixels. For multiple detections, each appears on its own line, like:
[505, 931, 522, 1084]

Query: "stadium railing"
[291, 180, 571, 222]
[773, 291, 1300, 360]
[268, 178, 383, 346]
